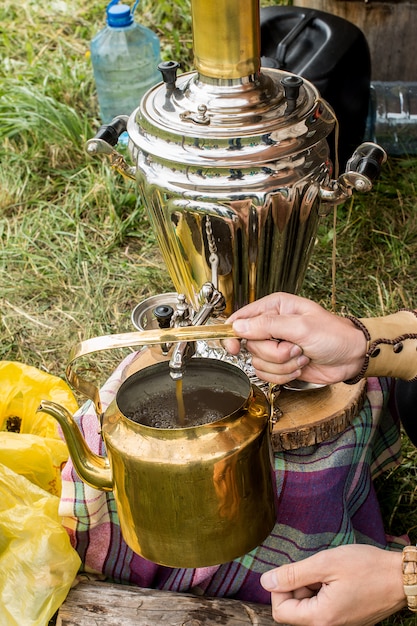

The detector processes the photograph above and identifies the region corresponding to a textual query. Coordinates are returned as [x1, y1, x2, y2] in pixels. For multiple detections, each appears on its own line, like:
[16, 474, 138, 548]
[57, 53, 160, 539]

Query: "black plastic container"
[260, 5, 371, 169]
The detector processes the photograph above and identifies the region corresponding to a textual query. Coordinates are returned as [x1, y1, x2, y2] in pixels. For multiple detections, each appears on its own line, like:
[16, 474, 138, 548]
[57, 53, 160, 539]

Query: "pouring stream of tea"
[176, 378, 186, 426]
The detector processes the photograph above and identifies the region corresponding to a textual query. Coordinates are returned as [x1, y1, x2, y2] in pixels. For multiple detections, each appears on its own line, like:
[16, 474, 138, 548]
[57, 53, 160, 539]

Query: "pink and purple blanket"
[59, 352, 406, 604]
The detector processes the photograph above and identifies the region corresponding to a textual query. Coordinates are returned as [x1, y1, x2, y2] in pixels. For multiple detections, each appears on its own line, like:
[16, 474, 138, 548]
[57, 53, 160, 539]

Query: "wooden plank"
[57, 580, 282, 626]
[296, 0, 417, 81]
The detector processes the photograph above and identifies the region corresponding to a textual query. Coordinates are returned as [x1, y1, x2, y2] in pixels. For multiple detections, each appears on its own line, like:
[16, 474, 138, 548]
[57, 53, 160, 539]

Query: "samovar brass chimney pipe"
[191, 0, 260, 80]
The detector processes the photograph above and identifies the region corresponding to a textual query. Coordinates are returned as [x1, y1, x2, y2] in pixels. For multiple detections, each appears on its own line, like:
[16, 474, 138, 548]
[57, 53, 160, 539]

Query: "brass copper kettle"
[39, 326, 276, 568]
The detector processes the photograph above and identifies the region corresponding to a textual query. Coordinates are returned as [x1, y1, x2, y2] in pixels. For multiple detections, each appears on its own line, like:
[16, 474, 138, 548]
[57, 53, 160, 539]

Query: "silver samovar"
[86, 0, 385, 380]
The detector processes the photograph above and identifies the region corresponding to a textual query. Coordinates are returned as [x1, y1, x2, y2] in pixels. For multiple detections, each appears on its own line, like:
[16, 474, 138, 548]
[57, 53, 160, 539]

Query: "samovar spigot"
[168, 294, 195, 380]
[169, 283, 226, 380]
[169, 342, 196, 380]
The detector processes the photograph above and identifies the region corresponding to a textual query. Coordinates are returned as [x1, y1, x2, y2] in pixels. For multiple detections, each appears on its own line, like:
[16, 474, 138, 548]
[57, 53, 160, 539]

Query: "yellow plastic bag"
[0, 432, 68, 497]
[0, 360, 78, 438]
[0, 462, 81, 626]
[0, 361, 78, 495]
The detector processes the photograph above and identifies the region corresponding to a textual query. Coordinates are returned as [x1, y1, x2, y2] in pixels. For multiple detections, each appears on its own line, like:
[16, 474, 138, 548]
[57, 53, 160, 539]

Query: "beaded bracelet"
[402, 545, 417, 611]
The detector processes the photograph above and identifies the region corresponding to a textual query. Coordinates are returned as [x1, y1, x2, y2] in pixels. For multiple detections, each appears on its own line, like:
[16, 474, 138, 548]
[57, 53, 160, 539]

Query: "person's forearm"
[345, 309, 417, 383]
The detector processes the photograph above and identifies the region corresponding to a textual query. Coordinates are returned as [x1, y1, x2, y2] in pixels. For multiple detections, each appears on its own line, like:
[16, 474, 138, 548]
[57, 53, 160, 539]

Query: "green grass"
[305, 157, 417, 316]
[1, 1, 417, 623]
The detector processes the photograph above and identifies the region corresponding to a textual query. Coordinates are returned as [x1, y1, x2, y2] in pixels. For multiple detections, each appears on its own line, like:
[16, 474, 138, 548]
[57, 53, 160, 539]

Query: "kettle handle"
[66, 325, 237, 415]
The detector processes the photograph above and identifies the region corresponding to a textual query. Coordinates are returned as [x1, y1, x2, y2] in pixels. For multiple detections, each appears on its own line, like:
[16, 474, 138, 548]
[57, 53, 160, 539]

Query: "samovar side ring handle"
[320, 141, 388, 206]
[85, 115, 136, 180]
[65, 325, 238, 416]
[88, 115, 129, 148]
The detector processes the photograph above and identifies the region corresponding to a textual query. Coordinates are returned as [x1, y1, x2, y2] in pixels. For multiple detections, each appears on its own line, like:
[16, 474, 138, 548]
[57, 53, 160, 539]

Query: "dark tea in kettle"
[120, 358, 250, 429]
[126, 383, 247, 428]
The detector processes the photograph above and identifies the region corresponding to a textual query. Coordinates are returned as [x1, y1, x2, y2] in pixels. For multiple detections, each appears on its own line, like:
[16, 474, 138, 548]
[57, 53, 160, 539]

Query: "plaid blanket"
[59, 352, 406, 604]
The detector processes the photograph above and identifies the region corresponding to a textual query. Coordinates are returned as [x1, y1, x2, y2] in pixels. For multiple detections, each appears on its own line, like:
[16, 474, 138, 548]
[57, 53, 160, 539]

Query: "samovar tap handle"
[193, 283, 226, 324]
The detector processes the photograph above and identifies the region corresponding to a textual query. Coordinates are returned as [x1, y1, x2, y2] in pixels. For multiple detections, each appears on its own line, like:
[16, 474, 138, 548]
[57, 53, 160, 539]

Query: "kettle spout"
[38, 400, 113, 492]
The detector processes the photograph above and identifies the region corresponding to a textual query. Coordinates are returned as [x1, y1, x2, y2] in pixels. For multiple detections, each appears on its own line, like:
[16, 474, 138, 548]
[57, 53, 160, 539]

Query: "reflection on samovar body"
[142, 177, 326, 316]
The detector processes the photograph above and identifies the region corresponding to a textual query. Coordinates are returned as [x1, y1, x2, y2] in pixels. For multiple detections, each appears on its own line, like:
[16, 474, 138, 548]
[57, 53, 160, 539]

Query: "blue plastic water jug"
[90, 0, 161, 124]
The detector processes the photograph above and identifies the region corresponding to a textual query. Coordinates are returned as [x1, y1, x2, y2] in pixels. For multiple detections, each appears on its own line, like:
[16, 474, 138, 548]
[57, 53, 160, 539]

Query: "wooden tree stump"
[271, 380, 366, 451]
[56, 579, 283, 625]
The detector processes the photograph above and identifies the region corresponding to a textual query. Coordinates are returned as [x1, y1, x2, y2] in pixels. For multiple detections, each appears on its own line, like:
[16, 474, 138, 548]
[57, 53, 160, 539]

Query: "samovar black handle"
[345, 141, 387, 182]
[158, 61, 180, 90]
[85, 115, 136, 180]
[320, 141, 387, 204]
[153, 305, 175, 328]
[89, 115, 129, 147]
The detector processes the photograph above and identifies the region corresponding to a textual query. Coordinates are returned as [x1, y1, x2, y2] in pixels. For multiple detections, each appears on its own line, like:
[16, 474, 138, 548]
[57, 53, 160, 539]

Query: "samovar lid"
[127, 68, 335, 167]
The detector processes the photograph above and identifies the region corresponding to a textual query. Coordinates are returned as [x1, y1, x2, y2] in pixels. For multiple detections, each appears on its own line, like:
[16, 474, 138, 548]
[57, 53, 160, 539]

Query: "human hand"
[260, 544, 406, 626]
[224, 293, 367, 385]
